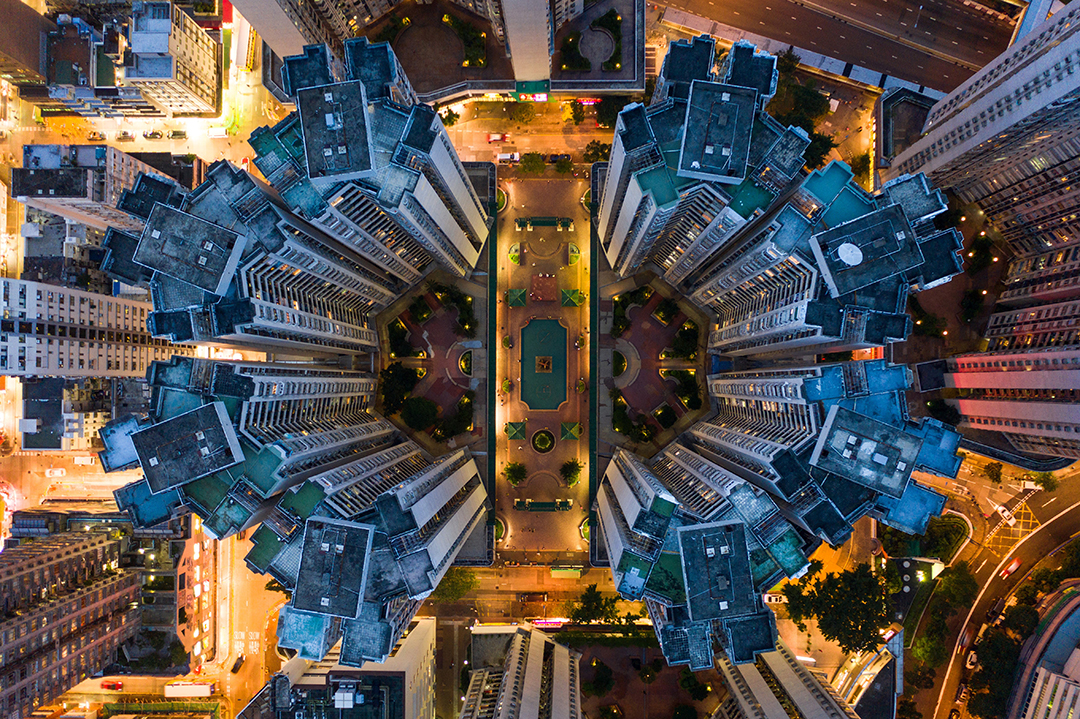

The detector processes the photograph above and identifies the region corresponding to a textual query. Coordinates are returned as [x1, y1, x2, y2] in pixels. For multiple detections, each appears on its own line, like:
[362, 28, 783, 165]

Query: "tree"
[926, 398, 962, 426]
[520, 152, 546, 174]
[555, 157, 574, 174]
[1002, 605, 1039, 638]
[678, 667, 711, 701]
[673, 706, 697, 719]
[982, 462, 1004, 484]
[777, 47, 801, 76]
[440, 108, 460, 127]
[571, 584, 619, 624]
[560, 458, 583, 486]
[897, 698, 923, 719]
[811, 563, 891, 654]
[504, 461, 527, 485]
[937, 562, 978, 606]
[582, 659, 614, 697]
[571, 100, 585, 125]
[584, 140, 612, 163]
[508, 101, 535, 123]
[905, 662, 937, 690]
[883, 559, 903, 594]
[1032, 471, 1059, 492]
[596, 96, 631, 128]
[401, 396, 439, 430]
[430, 567, 478, 602]
[379, 362, 420, 414]
[265, 579, 291, 596]
[803, 131, 837, 169]
[1030, 567, 1062, 594]
[912, 635, 948, 668]
[1015, 583, 1039, 606]
[781, 582, 814, 632]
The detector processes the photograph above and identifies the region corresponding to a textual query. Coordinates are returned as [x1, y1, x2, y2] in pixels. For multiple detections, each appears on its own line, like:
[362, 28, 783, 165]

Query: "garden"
[560, 31, 590, 71]
[590, 9, 623, 72]
[442, 14, 486, 68]
[610, 285, 652, 339]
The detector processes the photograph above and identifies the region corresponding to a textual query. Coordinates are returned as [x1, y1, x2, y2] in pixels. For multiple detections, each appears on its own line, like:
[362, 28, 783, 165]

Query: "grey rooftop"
[11, 167, 90, 199]
[810, 204, 924, 298]
[678, 81, 757, 184]
[297, 81, 375, 182]
[678, 521, 758, 623]
[809, 405, 922, 499]
[293, 517, 373, 619]
[134, 203, 245, 296]
[130, 402, 244, 493]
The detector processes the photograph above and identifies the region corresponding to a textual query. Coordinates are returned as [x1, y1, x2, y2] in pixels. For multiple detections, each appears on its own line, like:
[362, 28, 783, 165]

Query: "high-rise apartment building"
[12, 144, 170, 232]
[103, 354, 488, 666]
[239, 617, 436, 719]
[883, 4, 1080, 257]
[597, 37, 808, 281]
[0, 278, 196, 377]
[250, 40, 492, 281]
[125, 0, 220, 114]
[0, 531, 141, 718]
[101, 161, 398, 355]
[597, 360, 962, 668]
[460, 623, 582, 719]
[715, 639, 860, 719]
[997, 243, 1080, 308]
[921, 346, 1080, 459]
[596, 38, 962, 359]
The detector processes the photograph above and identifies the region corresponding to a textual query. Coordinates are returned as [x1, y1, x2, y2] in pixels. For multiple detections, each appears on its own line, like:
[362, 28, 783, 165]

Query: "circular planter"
[531, 429, 556, 454]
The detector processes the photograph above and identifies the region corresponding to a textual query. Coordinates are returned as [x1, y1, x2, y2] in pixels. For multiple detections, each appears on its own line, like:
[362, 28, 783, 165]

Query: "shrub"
[388, 319, 415, 358]
[443, 14, 486, 68]
[613, 351, 626, 376]
[590, 9, 623, 71]
[655, 404, 677, 429]
[653, 298, 679, 324]
[670, 322, 698, 359]
[408, 296, 432, 323]
[379, 362, 420, 414]
[561, 32, 590, 71]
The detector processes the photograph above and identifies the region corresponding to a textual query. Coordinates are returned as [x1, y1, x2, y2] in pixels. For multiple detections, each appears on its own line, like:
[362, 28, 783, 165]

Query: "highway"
[660, 0, 1014, 91]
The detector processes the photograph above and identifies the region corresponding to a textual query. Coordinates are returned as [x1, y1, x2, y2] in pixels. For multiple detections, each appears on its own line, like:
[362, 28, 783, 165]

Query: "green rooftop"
[245, 525, 284, 572]
[279, 481, 326, 519]
[729, 178, 776, 219]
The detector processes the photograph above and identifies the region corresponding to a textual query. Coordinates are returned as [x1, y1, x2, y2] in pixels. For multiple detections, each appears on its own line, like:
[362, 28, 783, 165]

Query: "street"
[657, 0, 1012, 91]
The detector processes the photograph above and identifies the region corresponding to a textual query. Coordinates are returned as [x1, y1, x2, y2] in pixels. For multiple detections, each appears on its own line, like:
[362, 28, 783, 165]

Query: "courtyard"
[495, 176, 592, 566]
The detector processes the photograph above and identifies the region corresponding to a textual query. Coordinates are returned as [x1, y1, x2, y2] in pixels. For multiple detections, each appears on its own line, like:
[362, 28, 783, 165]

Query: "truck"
[497, 152, 519, 163]
[487, 133, 507, 143]
[518, 592, 548, 603]
[163, 681, 216, 698]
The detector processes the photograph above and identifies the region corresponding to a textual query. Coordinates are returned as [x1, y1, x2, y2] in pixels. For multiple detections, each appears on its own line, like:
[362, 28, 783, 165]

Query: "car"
[100, 680, 123, 690]
[549, 153, 571, 164]
[45, 468, 66, 478]
[241, 157, 251, 172]
[487, 133, 506, 143]
[958, 626, 975, 653]
[231, 654, 246, 673]
[996, 503, 1017, 526]
[86, 131, 106, 141]
[955, 683, 968, 703]
[1001, 557, 1022, 579]
[966, 650, 978, 670]
[166, 129, 187, 140]
[143, 130, 163, 139]
[518, 593, 548, 603]
[987, 597, 1006, 621]
[763, 593, 787, 604]
[950, 710, 962, 719]
[116, 131, 135, 142]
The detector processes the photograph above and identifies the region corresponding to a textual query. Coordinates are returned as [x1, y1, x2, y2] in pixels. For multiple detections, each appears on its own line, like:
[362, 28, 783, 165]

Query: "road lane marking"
[936, 495, 1080, 716]
[1044, 497, 1059, 507]
[977, 558, 988, 572]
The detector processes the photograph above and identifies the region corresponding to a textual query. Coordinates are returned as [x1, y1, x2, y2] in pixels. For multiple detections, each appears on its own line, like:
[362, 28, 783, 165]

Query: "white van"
[497, 152, 519, 163]
[73, 456, 96, 466]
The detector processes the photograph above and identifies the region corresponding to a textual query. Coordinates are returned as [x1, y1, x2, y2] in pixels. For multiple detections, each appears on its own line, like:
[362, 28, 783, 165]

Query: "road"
[928, 461, 1080, 719]
[661, 0, 1013, 91]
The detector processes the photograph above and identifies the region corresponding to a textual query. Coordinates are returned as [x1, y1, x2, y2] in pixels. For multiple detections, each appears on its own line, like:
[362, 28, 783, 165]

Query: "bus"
[163, 680, 216, 698]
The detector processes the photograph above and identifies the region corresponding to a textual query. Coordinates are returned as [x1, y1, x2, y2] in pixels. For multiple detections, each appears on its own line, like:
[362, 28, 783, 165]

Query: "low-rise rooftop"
[11, 167, 90, 199]
[678, 521, 758, 623]
[723, 41, 778, 106]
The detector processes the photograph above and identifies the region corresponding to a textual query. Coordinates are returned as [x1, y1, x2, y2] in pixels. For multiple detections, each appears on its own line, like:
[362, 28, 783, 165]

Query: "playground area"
[520, 318, 568, 411]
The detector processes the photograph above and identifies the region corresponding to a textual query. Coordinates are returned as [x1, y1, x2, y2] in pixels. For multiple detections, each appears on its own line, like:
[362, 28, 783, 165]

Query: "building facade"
[239, 617, 436, 719]
[0, 0, 56, 88]
[0, 531, 141, 719]
[460, 623, 582, 719]
[883, 4, 1080, 258]
[715, 639, 860, 719]
[0, 278, 196, 377]
[928, 346, 1080, 459]
[125, 0, 220, 114]
[12, 144, 170, 232]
